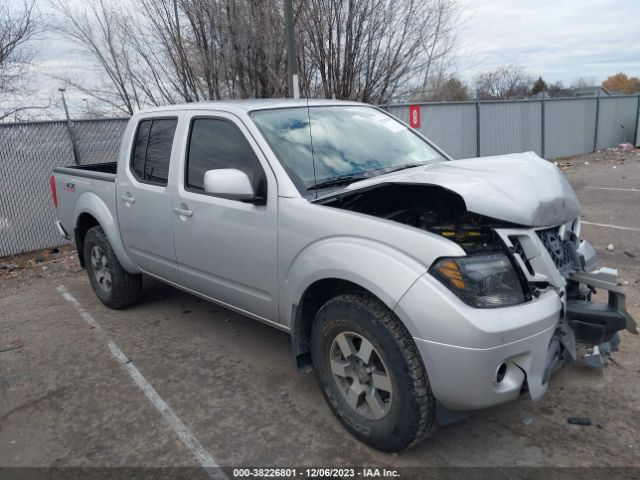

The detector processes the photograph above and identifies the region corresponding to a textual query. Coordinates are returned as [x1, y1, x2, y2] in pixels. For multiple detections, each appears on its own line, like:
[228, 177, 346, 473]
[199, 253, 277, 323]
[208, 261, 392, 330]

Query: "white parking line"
[585, 187, 640, 192]
[581, 221, 640, 232]
[57, 285, 226, 480]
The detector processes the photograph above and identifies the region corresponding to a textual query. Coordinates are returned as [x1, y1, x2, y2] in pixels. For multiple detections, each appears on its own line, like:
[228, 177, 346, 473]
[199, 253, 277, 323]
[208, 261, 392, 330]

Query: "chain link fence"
[1, 96, 639, 257]
[0, 118, 127, 257]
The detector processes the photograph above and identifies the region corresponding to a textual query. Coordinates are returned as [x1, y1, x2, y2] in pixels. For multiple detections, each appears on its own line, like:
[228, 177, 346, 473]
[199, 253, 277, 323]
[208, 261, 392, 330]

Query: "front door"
[171, 114, 278, 322]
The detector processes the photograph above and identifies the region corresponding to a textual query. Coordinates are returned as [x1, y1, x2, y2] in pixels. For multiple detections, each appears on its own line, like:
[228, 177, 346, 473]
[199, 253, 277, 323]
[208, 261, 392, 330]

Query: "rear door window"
[130, 118, 178, 186]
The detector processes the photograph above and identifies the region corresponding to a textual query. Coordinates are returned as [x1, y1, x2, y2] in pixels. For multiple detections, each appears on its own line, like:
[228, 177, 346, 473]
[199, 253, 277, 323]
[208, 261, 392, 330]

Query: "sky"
[455, 0, 640, 84]
[9, 0, 640, 118]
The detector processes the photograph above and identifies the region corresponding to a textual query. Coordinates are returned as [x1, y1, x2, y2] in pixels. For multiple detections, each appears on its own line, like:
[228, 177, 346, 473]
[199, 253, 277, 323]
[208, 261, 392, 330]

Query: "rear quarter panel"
[53, 172, 139, 273]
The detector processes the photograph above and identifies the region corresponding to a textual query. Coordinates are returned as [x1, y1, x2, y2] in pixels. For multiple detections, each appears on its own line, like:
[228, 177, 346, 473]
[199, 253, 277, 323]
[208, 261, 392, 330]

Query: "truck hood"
[343, 151, 580, 227]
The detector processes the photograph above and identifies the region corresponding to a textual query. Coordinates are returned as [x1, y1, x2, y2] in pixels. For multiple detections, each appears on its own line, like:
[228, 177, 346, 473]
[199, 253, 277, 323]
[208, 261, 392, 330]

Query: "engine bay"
[316, 183, 518, 253]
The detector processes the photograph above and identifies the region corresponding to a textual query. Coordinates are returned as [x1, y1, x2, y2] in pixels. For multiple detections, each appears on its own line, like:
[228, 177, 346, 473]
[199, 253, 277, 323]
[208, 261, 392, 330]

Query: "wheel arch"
[73, 192, 140, 273]
[291, 278, 373, 371]
[284, 237, 428, 372]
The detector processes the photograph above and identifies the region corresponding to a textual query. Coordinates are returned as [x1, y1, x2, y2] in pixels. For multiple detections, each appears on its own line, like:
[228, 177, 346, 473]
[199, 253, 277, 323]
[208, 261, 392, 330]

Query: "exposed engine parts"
[318, 183, 513, 253]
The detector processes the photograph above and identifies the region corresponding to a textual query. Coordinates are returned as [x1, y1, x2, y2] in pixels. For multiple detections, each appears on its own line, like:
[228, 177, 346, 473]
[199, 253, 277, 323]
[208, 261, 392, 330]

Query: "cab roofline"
[133, 99, 368, 116]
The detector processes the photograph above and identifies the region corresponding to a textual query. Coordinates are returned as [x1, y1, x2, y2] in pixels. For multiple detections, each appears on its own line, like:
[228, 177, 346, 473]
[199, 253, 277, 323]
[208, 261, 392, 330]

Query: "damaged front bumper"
[549, 267, 638, 371]
[567, 268, 638, 343]
[399, 225, 637, 420]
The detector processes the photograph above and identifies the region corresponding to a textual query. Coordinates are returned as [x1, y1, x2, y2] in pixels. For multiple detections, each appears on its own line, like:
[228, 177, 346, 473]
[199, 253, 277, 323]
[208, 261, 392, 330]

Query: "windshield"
[251, 106, 446, 195]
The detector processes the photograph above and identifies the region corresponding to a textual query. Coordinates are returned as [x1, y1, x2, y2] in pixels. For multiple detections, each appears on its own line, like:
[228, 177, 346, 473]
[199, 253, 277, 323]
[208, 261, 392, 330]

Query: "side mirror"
[203, 169, 257, 201]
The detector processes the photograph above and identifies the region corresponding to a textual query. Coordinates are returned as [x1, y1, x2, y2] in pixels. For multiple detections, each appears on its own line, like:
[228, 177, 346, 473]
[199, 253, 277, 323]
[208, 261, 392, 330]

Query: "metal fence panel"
[544, 98, 597, 159]
[596, 96, 639, 149]
[479, 101, 542, 157]
[0, 119, 127, 257]
[386, 103, 477, 159]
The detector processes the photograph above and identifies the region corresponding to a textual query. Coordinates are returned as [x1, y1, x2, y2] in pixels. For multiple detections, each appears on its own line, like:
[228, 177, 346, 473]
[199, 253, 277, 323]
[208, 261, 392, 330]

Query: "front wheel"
[83, 226, 142, 309]
[311, 294, 437, 452]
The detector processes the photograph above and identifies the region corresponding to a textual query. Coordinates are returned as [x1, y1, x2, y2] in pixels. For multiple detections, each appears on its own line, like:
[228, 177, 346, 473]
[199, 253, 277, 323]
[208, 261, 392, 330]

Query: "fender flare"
[74, 191, 140, 273]
[283, 236, 428, 327]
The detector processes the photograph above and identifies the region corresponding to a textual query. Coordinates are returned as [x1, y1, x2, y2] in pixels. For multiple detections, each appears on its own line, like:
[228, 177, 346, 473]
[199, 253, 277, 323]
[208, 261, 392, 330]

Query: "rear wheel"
[311, 293, 437, 452]
[83, 226, 142, 309]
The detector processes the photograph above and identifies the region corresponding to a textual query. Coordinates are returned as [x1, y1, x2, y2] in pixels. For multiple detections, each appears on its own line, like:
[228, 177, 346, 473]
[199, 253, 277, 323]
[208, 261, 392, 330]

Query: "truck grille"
[536, 227, 575, 276]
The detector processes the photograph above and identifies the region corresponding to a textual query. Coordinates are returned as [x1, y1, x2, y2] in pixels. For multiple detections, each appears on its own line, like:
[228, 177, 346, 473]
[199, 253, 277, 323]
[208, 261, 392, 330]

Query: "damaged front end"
[318, 180, 638, 375]
[496, 223, 638, 372]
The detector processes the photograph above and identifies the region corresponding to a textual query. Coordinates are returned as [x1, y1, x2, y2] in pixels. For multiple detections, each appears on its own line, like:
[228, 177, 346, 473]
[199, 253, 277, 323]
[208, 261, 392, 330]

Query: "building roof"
[571, 86, 612, 97]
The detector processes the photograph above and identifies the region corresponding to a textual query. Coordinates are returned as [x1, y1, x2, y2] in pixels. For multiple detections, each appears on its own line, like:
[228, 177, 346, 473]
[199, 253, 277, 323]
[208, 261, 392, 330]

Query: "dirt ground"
[1, 149, 640, 476]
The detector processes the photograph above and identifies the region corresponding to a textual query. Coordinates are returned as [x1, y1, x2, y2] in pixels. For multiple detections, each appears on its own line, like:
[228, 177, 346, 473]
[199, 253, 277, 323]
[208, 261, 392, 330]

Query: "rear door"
[116, 116, 180, 281]
[171, 112, 279, 322]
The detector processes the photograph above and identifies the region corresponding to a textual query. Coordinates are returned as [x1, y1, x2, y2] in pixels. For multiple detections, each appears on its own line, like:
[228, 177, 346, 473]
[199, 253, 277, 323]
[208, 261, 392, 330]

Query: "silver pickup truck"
[51, 99, 637, 452]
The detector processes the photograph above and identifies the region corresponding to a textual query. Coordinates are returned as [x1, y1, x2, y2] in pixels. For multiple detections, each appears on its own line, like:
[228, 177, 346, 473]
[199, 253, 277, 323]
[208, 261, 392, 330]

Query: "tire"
[311, 293, 437, 452]
[83, 226, 142, 309]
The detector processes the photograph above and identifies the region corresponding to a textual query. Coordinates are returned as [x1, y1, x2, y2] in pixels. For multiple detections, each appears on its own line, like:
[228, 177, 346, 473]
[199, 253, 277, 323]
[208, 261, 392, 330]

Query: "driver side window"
[186, 118, 267, 199]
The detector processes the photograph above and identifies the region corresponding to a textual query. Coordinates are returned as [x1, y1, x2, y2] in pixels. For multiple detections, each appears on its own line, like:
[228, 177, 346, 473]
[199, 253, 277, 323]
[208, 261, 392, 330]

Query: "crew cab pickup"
[51, 99, 637, 452]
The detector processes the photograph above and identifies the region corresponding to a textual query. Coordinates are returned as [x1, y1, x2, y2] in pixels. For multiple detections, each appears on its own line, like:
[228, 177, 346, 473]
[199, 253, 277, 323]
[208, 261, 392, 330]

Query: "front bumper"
[395, 267, 637, 413]
[413, 324, 556, 411]
[395, 273, 563, 411]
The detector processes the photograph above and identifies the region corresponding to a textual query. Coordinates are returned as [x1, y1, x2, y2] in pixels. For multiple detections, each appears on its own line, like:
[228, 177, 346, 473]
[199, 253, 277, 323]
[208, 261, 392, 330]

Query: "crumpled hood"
[345, 151, 581, 227]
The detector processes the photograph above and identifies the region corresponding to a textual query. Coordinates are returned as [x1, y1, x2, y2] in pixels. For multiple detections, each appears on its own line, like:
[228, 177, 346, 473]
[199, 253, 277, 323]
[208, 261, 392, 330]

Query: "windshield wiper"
[383, 162, 429, 174]
[307, 175, 369, 191]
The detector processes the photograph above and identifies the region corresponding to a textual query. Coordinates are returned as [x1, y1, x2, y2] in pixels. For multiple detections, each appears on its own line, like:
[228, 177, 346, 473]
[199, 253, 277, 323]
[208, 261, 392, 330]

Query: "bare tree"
[52, 0, 461, 110]
[299, 0, 460, 103]
[570, 77, 595, 89]
[420, 0, 461, 94]
[419, 72, 469, 101]
[0, 0, 41, 120]
[545, 81, 570, 98]
[50, 0, 150, 115]
[474, 65, 533, 100]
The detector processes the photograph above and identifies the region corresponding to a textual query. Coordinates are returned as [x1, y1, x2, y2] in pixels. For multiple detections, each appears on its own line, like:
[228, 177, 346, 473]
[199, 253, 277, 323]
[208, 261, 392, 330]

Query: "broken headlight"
[430, 253, 525, 308]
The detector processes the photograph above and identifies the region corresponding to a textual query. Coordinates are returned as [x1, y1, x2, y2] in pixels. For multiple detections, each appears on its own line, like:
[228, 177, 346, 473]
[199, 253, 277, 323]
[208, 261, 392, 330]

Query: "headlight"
[429, 253, 525, 308]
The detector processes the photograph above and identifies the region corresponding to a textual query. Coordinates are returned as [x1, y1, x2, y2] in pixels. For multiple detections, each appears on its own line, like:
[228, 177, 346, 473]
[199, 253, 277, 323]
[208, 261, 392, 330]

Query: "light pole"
[59, 88, 80, 165]
[284, 0, 300, 99]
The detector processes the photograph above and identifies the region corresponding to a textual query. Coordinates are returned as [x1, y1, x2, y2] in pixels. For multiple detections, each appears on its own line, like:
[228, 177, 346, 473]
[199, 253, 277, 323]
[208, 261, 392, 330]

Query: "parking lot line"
[581, 221, 640, 232]
[585, 187, 640, 192]
[56, 284, 226, 480]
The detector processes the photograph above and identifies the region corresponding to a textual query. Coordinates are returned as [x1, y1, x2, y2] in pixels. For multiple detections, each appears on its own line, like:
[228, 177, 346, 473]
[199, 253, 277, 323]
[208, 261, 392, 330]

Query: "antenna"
[306, 96, 317, 196]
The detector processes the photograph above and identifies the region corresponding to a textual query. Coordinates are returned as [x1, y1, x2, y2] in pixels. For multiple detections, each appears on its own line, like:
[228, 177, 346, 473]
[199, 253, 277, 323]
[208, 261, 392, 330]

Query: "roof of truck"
[139, 98, 367, 115]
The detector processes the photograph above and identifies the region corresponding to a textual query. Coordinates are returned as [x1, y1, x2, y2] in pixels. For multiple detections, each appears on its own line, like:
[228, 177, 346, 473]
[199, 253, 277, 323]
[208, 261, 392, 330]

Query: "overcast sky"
[455, 0, 640, 84]
[19, 0, 640, 116]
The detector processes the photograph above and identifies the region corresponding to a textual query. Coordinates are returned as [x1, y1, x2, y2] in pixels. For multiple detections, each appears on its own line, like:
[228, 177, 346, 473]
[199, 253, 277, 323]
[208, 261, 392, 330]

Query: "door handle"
[120, 194, 135, 204]
[173, 207, 193, 217]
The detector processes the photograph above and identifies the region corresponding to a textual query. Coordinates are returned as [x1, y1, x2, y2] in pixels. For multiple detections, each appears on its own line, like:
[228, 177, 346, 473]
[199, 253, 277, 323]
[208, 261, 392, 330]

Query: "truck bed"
[52, 162, 118, 240]
[53, 162, 118, 182]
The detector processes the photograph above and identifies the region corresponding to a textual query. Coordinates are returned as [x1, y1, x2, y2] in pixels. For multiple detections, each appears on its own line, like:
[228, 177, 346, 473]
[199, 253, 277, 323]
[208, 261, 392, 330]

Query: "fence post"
[592, 88, 601, 153]
[541, 91, 546, 158]
[59, 88, 81, 165]
[634, 94, 640, 147]
[475, 99, 481, 157]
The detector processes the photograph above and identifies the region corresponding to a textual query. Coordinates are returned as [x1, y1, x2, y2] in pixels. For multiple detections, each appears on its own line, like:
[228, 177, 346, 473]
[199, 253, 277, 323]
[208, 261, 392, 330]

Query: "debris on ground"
[0, 339, 25, 353]
[567, 417, 592, 426]
[606, 244, 615, 251]
[0, 245, 79, 281]
[619, 143, 634, 151]
[0, 264, 20, 271]
[520, 416, 534, 426]
[624, 251, 635, 258]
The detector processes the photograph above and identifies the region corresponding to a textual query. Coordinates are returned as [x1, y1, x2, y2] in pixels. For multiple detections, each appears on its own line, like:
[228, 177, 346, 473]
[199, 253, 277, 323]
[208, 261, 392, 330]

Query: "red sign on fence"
[409, 105, 421, 129]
